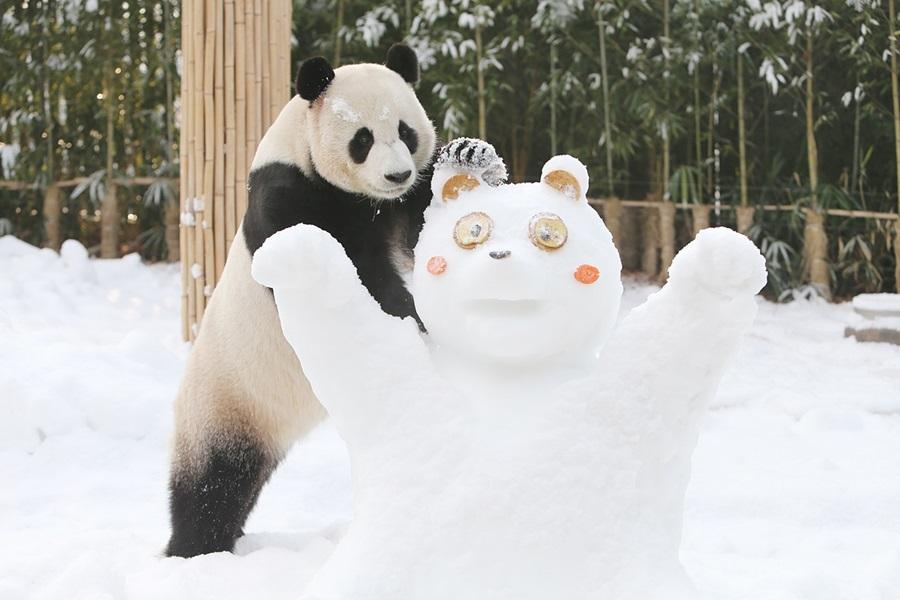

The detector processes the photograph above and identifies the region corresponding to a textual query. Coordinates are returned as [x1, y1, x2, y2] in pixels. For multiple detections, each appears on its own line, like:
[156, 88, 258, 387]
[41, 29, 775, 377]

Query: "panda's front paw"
[667, 227, 767, 298]
[251, 224, 359, 304]
[436, 138, 508, 186]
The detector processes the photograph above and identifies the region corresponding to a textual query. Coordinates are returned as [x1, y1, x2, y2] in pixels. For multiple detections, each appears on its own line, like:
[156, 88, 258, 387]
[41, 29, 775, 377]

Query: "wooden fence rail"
[588, 197, 900, 294]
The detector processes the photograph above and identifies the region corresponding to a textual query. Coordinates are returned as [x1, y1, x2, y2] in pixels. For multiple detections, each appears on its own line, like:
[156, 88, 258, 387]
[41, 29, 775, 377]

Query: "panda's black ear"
[296, 56, 335, 102]
[385, 43, 419, 84]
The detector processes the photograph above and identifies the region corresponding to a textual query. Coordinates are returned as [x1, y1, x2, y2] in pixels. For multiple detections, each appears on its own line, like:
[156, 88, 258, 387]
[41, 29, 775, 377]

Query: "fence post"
[43, 183, 61, 251]
[658, 201, 676, 280]
[691, 204, 709, 237]
[895, 220, 900, 293]
[165, 198, 180, 262]
[180, 0, 292, 341]
[736, 206, 755, 235]
[100, 180, 118, 258]
[603, 197, 622, 248]
[803, 208, 830, 298]
[641, 196, 660, 278]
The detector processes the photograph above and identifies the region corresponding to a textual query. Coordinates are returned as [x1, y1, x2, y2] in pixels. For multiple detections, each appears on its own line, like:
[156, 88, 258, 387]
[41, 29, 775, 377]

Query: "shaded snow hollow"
[1, 235, 899, 599]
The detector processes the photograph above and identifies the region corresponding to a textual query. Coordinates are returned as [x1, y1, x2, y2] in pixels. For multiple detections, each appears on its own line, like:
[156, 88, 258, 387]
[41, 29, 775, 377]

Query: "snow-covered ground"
[1, 235, 899, 600]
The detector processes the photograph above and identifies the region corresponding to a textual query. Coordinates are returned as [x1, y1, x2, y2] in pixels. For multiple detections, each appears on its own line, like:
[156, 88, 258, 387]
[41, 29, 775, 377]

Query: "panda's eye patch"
[398, 120, 418, 154]
[349, 127, 374, 164]
[454, 212, 493, 249]
[529, 213, 568, 250]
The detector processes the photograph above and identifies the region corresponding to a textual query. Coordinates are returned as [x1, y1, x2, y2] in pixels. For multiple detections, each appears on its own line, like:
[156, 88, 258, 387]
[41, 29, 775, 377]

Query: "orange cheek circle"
[574, 264, 600, 284]
[427, 256, 448, 275]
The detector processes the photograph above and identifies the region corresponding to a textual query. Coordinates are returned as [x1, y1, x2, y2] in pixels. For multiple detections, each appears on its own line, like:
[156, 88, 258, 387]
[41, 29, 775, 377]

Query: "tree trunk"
[658, 201, 676, 281]
[476, 23, 487, 139]
[737, 45, 748, 209]
[851, 76, 860, 194]
[333, 0, 344, 67]
[805, 29, 819, 206]
[692, 0, 702, 187]
[603, 197, 622, 246]
[661, 0, 671, 199]
[42, 2, 58, 251]
[597, 3, 614, 195]
[736, 206, 754, 235]
[803, 26, 828, 295]
[691, 203, 709, 237]
[165, 197, 180, 262]
[43, 184, 61, 251]
[803, 208, 829, 298]
[101, 67, 119, 259]
[549, 39, 557, 155]
[890, 0, 900, 292]
[706, 60, 720, 199]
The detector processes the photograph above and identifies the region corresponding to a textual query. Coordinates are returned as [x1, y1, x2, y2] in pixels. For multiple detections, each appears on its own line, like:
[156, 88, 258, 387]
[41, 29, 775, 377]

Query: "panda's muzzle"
[385, 170, 412, 184]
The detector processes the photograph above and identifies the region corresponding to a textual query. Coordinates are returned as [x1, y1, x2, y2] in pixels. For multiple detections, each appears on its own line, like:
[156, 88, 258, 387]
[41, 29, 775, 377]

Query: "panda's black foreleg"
[165, 435, 277, 557]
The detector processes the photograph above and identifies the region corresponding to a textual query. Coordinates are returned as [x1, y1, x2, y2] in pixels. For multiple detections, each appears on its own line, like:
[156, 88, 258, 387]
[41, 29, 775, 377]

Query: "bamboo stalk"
[213, 0, 227, 284]
[260, 0, 270, 126]
[43, 184, 60, 251]
[179, 0, 190, 342]
[235, 0, 248, 223]
[224, 0, 237, 258]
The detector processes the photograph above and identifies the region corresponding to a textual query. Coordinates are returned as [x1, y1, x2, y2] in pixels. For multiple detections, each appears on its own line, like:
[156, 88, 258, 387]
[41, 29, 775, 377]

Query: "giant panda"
[165, 44, 504, 558]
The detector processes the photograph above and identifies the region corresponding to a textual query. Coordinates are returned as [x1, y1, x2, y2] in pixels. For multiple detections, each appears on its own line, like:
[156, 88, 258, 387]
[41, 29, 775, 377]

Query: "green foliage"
[1, 0, 898, 293]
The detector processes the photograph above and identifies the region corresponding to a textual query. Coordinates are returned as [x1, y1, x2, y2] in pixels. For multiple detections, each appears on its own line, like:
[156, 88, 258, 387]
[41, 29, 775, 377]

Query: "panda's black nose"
[385, 170, 412, 184]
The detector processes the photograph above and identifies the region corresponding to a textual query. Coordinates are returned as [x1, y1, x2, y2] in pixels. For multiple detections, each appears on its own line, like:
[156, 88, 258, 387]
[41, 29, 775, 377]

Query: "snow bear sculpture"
[252, 149, 767, 600]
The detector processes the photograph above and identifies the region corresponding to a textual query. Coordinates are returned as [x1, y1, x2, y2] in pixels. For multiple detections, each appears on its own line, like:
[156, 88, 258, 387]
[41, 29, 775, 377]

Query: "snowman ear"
[541, 155, 589, 201]
[432, 170, 481, 203]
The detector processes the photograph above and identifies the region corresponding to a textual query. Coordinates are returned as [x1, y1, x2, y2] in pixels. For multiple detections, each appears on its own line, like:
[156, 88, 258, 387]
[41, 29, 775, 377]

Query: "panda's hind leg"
[165, 433, 278, 557]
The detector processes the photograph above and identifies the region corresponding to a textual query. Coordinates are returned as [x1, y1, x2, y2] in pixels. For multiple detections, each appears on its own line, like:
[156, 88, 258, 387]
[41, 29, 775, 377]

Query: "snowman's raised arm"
[251, 224, 438, 431]
[600, 228, 766, 402]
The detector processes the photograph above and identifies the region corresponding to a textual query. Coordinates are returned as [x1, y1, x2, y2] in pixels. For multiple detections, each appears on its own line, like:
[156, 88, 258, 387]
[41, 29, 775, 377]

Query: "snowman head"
[412, 155, 623, 365]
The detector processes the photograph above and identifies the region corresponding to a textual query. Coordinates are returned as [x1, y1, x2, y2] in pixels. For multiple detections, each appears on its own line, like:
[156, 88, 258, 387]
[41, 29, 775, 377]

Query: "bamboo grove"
[2, 0, 900, 298]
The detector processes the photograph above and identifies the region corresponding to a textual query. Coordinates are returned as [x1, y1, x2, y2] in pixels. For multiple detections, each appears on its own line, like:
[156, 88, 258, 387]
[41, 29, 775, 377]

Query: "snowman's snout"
[489, 250, 511, 260]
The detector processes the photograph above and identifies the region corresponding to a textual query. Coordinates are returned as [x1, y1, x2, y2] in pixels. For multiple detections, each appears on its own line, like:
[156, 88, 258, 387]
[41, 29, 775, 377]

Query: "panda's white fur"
[165, 46, 451, 558]
[250, 63, 436, 201]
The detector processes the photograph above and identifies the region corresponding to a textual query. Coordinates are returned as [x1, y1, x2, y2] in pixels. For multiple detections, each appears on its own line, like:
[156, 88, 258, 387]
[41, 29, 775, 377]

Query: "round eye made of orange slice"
[454, 212, 493, 249]
[529, 213, 568, 250]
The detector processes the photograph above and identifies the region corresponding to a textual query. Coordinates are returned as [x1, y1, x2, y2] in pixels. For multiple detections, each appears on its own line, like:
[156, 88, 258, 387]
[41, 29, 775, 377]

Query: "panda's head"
[411, 155, 623, 365]
[297, 44, 437, 201]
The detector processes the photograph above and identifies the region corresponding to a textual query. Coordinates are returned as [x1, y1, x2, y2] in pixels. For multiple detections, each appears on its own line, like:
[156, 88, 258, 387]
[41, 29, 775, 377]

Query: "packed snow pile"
[2, 226, 900, 600]
[253, 155, 767, 600]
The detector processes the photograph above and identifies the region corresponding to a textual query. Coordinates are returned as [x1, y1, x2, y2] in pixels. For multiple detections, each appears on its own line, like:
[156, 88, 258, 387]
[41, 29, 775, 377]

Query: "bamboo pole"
[100, 64, 119, 259]
[43, 184, 61, 251]
[691, 204, 709, 236]
[735, 206, 754, 234]
[180, 0, 292, 341]
[602, 197, 623, 248]
[658, 201, 676, 281]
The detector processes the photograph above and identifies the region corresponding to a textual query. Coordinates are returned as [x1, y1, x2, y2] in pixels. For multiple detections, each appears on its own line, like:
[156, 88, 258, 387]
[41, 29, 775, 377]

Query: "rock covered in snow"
[252, 146, 767, 600]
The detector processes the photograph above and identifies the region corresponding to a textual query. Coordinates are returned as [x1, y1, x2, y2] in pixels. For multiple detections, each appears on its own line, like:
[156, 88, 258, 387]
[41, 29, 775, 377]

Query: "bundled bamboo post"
[43, 183, 61, 251]
[657, 201, 676, 280]
[602, 197, 622, 247]
[803, 208, 830, 298]
[180, 0, 292, 341]
[735, 206, 754, 235]
[691, 204, 709, 237]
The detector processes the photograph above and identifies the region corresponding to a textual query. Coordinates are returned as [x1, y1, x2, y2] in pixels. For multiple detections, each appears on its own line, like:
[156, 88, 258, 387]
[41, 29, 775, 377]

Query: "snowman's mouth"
[464, 299, 543, 318]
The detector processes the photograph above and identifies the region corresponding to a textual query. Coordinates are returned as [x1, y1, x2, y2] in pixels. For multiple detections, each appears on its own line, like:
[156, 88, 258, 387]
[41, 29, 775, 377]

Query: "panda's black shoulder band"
[385, 44, 419, 84]
[296, 56, 335, 102]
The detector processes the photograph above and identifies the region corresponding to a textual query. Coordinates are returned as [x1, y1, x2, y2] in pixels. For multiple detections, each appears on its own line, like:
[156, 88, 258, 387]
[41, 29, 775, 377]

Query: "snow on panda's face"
[306, 64, 436, 201]
[412, 156, 624, 365]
